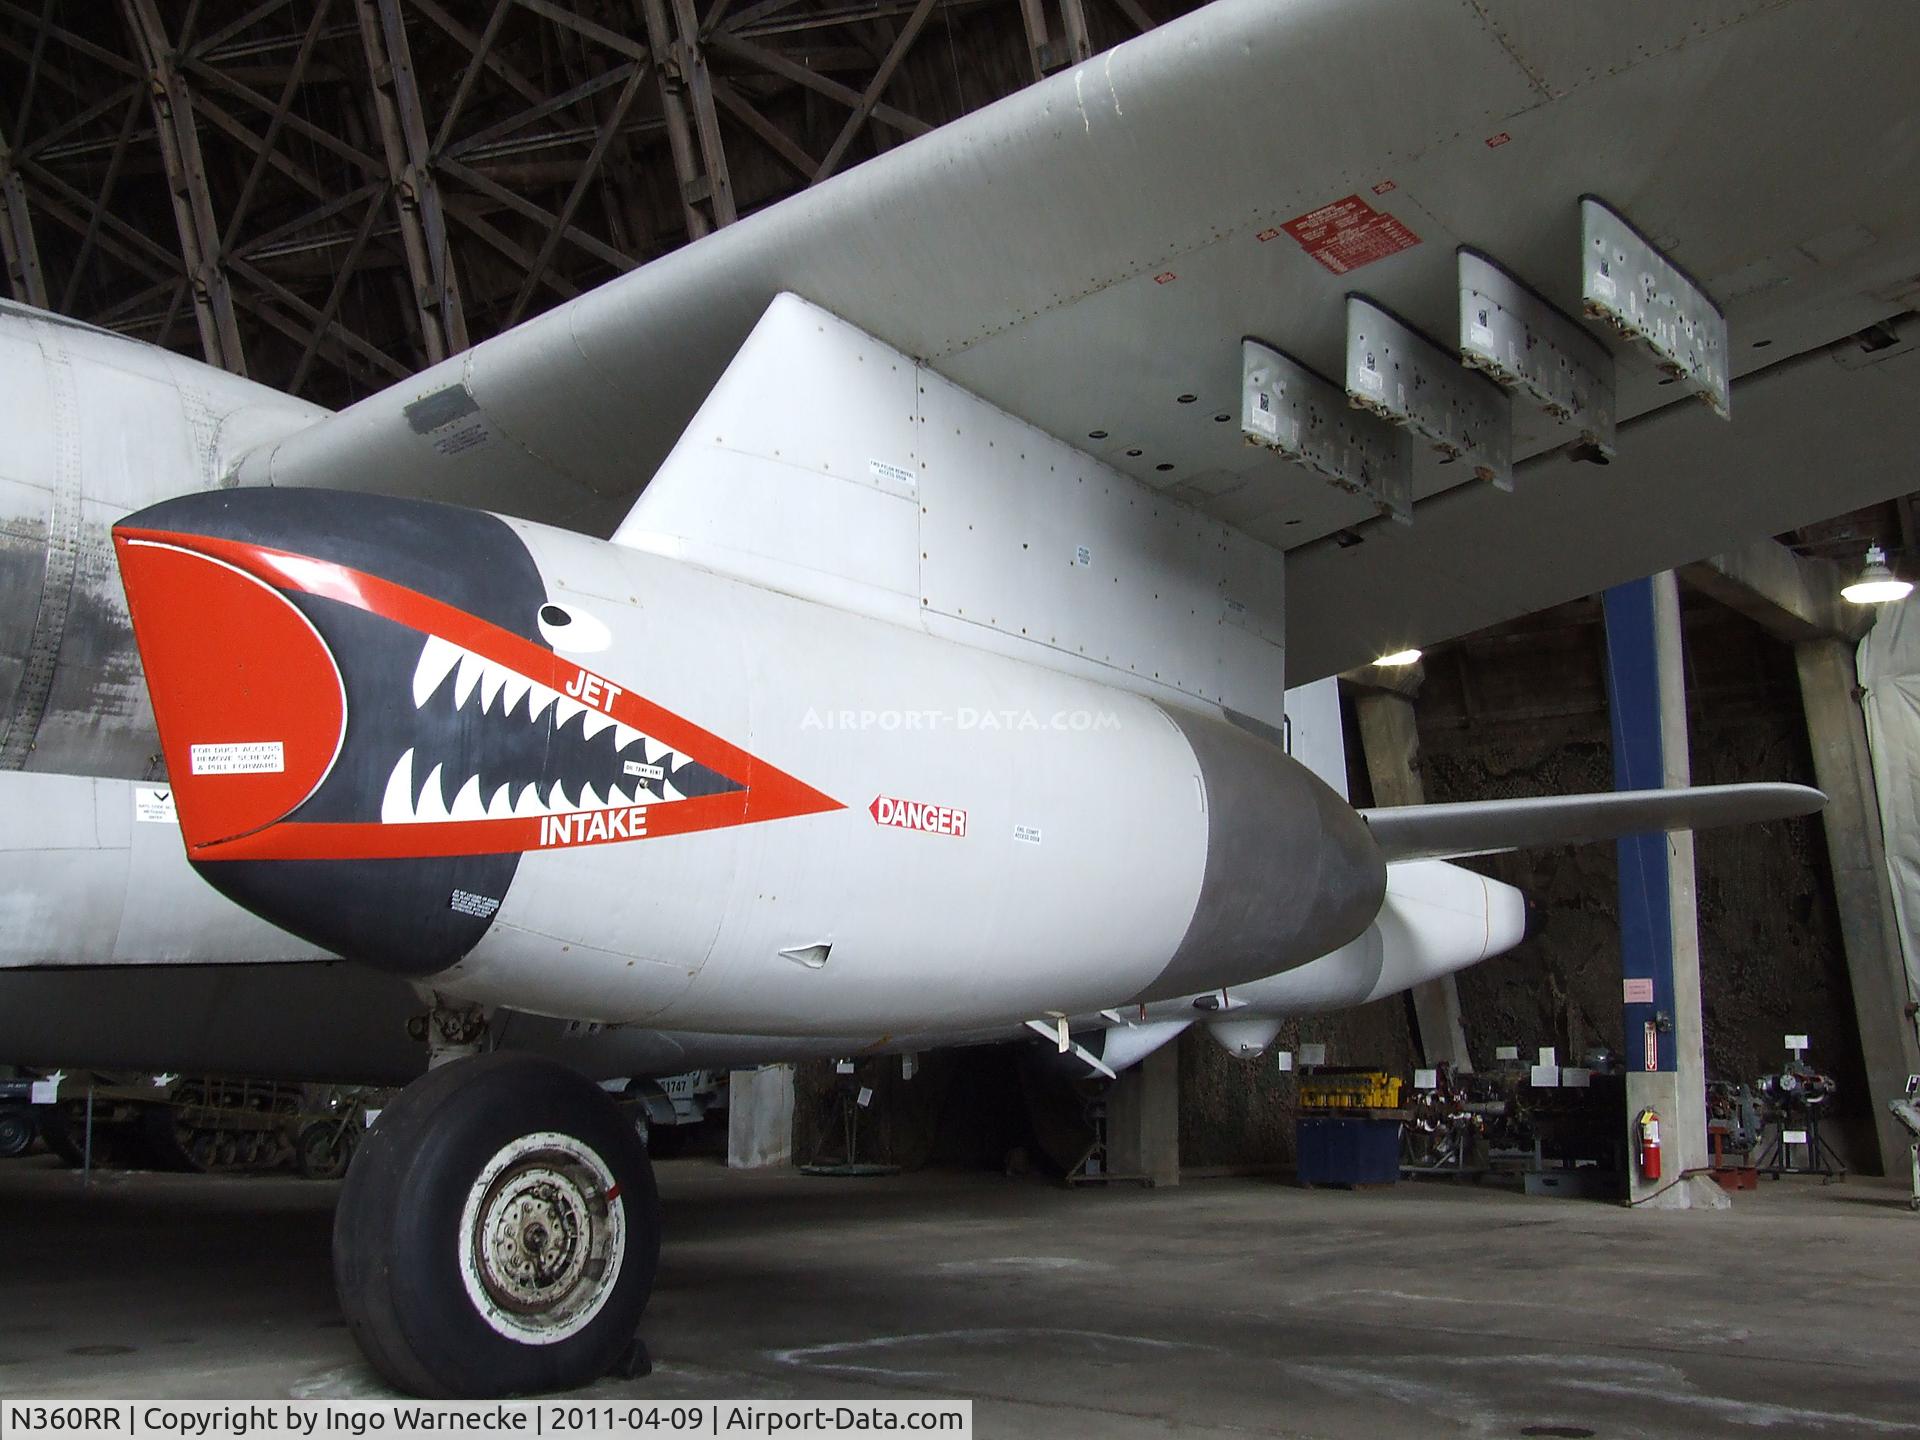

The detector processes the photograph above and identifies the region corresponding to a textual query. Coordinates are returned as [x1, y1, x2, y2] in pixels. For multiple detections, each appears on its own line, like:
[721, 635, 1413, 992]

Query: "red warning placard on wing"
[1281, 195, 1421, 276]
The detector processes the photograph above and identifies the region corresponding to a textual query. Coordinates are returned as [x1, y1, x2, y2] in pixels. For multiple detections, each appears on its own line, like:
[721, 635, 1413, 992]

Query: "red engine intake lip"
[113, 533, 348, 851]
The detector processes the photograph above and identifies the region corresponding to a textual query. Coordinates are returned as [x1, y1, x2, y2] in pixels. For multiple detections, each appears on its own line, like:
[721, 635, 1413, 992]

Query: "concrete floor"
[2, 1155, 1917, 1437]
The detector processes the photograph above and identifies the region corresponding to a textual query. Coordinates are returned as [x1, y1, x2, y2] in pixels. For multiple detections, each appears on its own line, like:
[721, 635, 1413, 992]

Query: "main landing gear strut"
[333, 1052, 660, 1397]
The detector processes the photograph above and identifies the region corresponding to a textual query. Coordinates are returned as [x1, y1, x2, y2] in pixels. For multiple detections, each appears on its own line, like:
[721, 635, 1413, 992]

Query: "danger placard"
[870, 794, 967, 838]
[1281, 195, 1421, 275]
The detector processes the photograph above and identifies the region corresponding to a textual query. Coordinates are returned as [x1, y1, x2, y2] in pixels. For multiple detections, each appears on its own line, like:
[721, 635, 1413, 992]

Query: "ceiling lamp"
[1841, 545, 1913, 605]
[1375, 648, 1422, 667]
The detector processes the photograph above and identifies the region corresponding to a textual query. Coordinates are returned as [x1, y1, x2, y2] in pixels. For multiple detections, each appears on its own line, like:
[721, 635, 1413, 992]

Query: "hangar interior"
[2, 0, 1919, 1432]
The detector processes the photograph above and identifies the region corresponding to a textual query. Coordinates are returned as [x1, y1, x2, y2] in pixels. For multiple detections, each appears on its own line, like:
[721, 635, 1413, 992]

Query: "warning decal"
[1280, 195, 1421, 276]
[190, 741, 285, 775]
[870, 794, 967, 838]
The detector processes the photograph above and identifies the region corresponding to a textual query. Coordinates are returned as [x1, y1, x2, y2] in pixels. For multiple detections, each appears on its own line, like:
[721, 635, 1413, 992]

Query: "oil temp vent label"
[450, 889, 501, 919]
[190, 741, 284, 775]
[404, 383, 494, 457]
[870, 794, 967, 838]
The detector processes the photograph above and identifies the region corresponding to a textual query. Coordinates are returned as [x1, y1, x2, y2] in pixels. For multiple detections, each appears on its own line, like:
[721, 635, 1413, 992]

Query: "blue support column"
[1602, 573, 1715, 1205]
[1602, 578, 1673, 1074]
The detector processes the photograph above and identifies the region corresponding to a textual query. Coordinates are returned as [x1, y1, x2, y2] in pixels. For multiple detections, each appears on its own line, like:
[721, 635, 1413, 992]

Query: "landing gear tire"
[333, 1053, 659, 1398]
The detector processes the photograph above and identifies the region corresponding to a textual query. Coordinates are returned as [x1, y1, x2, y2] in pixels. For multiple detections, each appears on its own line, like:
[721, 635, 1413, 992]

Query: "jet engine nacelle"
[113, 490, 1385, 1037]
[1101, 860, 1526, 1068]
[1230, 859, 1527, 1018]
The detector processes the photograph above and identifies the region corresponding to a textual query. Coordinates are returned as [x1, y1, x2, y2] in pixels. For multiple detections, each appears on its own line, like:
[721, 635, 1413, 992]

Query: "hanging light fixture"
[1841, 544, 1913, 605]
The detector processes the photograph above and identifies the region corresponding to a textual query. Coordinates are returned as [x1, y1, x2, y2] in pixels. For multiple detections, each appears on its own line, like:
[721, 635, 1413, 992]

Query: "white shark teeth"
[382, 749, 416, 824]
[413, 635, 583, 732]
[389, 634, 712, 825]
[449, 773, 487, 821]
[381, 756, 681, 823]
[500, 672, 531, 717]
[413, 637, 461, 708]
[413, 763, 452, 823]
[478, 663, 507, 715]
[453, 652, 484, 710]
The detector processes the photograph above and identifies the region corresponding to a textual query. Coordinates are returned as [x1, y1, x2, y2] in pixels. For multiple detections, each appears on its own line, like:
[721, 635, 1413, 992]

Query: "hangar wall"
[1408, 593, 1875, 1165]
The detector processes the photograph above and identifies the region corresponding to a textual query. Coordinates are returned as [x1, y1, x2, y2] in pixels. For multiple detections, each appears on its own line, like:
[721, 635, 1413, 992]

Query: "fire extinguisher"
[1637, 1106, 1662, 1182]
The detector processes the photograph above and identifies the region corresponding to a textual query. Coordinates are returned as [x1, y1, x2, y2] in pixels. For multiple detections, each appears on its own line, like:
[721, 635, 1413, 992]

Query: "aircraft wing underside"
[224, 0, 1920, 679]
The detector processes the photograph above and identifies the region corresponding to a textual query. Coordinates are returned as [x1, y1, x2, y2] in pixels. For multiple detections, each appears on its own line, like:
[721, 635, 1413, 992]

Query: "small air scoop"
[780, 942, 832, 970]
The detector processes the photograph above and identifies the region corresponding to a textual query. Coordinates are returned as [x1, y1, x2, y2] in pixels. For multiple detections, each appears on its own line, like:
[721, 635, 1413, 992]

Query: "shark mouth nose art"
[112, 495, 839, 864]
[109, 489, 841, 975]
[385, 635, 739, 830]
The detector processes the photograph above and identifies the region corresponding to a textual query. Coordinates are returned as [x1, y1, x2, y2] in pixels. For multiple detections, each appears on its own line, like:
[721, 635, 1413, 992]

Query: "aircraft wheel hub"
[459, 1131, 624, 1342]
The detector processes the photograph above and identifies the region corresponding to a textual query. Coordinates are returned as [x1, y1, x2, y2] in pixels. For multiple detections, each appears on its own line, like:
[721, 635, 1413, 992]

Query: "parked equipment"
[1706, 1080, 1764, 1190]
[1754, 1062, 1846, 1181]
[15, 1072, 377, 1175]
[1297, 1068, 1406, 1187]
[1888, 1076, 1920, 1213]
[1400, 1065, 1492, 1179]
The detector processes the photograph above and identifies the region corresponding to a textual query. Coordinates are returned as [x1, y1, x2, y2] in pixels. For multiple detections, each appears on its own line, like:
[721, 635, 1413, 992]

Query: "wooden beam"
[813, 0, 934, 183]
[504, 61, 646, 324]
[641, 0, 714, 239]
[356, 0, 469, 361]
[710, 75, 816, 181]
[121, 0, 249, 374]
[708, 31, 931, 139]
[435, 156, 635, 272]
[0, 122, 48, 307]
[217, 0, 334, 252]
[669, 0, 737, 225]
[55, 88, 145, 314]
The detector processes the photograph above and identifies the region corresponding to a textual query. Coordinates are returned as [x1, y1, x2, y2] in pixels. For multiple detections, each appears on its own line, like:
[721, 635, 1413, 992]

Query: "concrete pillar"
[1604, 572, 1713, 1207]
[726, 1064, 794, 1170]
[1106, 1042, 1179, 1186]
[1351, 686, 1473, 1072]
[1795, 637, 1920, 1174]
